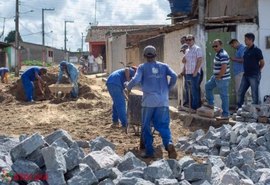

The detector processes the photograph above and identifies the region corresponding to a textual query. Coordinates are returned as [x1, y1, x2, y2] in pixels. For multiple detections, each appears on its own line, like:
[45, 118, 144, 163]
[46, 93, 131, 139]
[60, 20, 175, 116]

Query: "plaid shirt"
[184, 44, 203, 74]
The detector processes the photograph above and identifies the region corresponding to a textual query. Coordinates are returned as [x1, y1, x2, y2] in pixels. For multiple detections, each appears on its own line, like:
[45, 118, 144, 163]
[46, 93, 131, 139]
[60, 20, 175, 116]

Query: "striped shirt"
[213, 49, 230, 80]
[184, 44, 203, 74]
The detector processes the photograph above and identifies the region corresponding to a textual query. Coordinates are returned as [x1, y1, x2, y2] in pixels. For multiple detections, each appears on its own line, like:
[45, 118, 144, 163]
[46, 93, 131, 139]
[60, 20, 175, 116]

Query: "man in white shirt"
[88, 52, 95, 73]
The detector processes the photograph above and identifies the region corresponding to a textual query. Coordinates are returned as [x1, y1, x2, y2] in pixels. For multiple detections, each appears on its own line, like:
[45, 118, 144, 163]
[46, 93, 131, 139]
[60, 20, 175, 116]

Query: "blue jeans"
[205, 76, 230, 117]
[106, 83, 127, 127]
[141, 107, 173, 156]
[22, 76, 34, 102]
[70, 73, 79, 98]
[184, 74, 200, 109]
[237, 74, 261, 108]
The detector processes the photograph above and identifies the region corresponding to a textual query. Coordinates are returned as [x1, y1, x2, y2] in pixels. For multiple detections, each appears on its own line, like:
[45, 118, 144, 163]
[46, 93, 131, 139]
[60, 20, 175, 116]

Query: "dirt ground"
[0, 66, 193, 163]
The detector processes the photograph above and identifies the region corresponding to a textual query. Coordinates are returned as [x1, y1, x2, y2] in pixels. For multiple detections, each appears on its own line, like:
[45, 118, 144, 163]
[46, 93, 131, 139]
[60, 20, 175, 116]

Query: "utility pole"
[81, 32, 84, 52]
[42, 8, 54, 66]
[15, 0, 19, 76]
[64, 20, 74, 52]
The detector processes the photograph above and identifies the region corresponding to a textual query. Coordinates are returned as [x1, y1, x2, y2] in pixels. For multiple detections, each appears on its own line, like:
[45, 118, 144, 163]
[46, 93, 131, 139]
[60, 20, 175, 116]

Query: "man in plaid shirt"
[183, 34, 203, 111]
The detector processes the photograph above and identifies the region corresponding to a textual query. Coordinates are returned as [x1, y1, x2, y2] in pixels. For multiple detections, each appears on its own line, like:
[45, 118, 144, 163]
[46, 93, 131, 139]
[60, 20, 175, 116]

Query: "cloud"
[0, 0, 171, 51]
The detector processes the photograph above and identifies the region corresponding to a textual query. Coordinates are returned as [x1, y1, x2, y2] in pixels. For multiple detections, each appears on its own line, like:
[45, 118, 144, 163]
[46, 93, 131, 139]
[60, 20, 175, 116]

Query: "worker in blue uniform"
[21, 66, 47, 102]
[0, 67, 9, 83]
[106, 66, 137, 129]
[57, 61, 79, 98]
[126, 45, 178, 159]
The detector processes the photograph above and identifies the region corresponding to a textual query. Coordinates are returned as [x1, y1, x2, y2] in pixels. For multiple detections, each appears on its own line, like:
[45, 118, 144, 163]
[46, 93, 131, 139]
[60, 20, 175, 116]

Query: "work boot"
[203, 102, 214, 109]
[167, 144, 177, 159]
[110, 122, 120, 128]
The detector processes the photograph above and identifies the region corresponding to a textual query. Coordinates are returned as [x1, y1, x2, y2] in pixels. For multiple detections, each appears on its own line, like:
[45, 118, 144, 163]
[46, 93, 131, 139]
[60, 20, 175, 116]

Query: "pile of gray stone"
[0, 129, 209, 185]
[232, 104, 270, 123]
[176, 121, 270, 184]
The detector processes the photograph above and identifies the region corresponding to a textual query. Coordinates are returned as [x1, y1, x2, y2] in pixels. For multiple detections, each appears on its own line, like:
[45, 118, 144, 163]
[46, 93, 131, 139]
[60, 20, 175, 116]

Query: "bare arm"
[259, 59, 265, 71]
[193, 57, 203, 77]
[124, 68, 130, 81]
[230, 57, 244, 63]
[35, 72, 45, 94]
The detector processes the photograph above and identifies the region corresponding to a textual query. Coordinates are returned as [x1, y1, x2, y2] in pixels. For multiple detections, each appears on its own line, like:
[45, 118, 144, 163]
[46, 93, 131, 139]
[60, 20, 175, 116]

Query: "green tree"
[4, 30, 22, 43]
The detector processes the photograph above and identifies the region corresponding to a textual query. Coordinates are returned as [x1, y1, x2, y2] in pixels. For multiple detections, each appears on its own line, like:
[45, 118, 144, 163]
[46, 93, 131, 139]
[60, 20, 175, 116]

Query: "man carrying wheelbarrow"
[57, 61, 79, 98]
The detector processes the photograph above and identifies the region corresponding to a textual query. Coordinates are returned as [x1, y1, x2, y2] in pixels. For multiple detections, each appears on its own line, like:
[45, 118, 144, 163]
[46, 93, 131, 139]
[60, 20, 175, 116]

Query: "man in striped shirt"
[205, 39, 230, 120]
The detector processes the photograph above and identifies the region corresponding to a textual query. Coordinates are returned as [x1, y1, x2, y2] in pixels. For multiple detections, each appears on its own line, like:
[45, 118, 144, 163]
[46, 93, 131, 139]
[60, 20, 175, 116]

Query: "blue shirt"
[106, 68, 136, 90]
[127, 61, 177, 107]
[232, 44, 245, 76]
[243, 44, 263, 76]
[21, 66, 41, 81]
[213, 49, 230, 80]
[0, 67, 9, 77]
[57, 62, 79, 83]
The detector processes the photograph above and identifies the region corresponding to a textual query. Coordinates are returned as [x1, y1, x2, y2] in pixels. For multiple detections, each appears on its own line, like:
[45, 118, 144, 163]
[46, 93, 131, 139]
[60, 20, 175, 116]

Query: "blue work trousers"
[70, 74, 79, 98]
[205, 76, 230, 117]
[141, 106, 173, 156]
[22, 76, 34, 102]
[238, 74, 261, 108]
[107, 83, 127, 127]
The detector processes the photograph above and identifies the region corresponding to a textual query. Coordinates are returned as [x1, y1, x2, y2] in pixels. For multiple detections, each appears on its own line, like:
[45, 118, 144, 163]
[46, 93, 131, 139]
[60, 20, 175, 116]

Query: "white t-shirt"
[88, 55, 95, 64]
[96, 56, 103, 64]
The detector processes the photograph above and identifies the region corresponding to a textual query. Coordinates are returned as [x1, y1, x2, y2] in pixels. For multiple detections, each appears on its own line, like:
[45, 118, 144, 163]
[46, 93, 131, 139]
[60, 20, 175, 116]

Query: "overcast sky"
[0, 0, 171, 52]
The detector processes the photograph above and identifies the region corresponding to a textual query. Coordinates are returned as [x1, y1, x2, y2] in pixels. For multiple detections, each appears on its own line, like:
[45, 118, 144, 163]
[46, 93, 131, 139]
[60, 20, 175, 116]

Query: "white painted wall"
[258, 0, 270, 101]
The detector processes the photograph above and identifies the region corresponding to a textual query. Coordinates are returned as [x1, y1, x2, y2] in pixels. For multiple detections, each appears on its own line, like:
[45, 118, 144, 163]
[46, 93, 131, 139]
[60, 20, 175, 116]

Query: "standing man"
[106, 66, 137, 129]
[95, 54, 103, 72]
[183, 34, 203, 111]
[229, 39, 246, 102]
[205, 39, 230, 120]
[238, 33, 265, 108]
[88, 52, 95, 73]
[57, 61, 79, 98]
[0, 67, 9, 83]
[21, 67, 47, 102]
[126, 45, 177, 159]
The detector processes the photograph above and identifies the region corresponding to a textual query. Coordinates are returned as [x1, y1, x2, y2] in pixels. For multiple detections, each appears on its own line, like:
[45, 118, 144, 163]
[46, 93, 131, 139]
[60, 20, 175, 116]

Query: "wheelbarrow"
[48, 84, 73, 100]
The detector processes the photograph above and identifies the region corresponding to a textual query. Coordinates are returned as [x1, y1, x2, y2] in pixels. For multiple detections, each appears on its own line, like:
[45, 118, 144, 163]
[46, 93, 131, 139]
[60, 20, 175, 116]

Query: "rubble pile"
[232, 104, 270, 123]
[176, 122, 270, 184]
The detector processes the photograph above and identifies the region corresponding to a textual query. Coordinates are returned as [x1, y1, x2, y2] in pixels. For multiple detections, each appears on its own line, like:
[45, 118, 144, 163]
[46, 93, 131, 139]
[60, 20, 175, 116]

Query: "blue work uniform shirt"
[21, 66, 41, 81]
[106, 68, 136, 90]
[57, 62, 79, 83]
[127, 61, 177, 107]
[232, 44, 245, 76]
[0, 67, 9, 76]
[243, 44, 263, 76]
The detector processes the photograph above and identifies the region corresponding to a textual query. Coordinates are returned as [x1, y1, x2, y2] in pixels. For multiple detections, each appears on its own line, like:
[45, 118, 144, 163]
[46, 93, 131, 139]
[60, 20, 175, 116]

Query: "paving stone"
[82, 146, 121, 171]
[117, 177, 154, 185]
[90, 136, 115, 151]
[44, 129, 73, 146]
[215, 168, 240, 185]
[67, 164, 98, 185]
[95, 168, 119, 181]
[143, 159, 173, 182]
[46, 170, 66, 185]
[167, 159, 182, 180]
[51, 137, 70, 154]
[11, 159, 43, 183]
[178, 156, 195, 170]
[64, 143, 84, 171]
[207, 155, 225, 170]
[10, 133, 45, 161]
[239, 148, 255, 166]
[26, 147, 45, 168]
[155, 178, 179, 185]
[41, 146, 66, 172]
[117, 152, 146, 172]
[183, 163, 212, 182]
[98, 178, 114, 185]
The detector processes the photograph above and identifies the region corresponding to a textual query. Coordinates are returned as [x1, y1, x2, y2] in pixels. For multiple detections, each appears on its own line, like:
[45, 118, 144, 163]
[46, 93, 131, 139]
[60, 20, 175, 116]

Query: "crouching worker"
[57, 61, 79, 98]
[21, 67, 47, 102]
[106, 66, 137, 129]
[125, 45, 178, 159]
[0, 67, 9, 83]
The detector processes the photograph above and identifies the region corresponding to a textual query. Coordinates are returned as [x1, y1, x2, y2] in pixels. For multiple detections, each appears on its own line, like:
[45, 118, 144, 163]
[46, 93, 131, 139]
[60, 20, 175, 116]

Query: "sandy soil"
[0, 66, 193, 163]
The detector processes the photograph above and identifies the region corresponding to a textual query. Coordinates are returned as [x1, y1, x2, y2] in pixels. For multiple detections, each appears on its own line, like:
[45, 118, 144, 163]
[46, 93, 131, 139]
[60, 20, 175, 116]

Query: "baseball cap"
[143, 45, 157, 58]
[180, 44, 188, 52]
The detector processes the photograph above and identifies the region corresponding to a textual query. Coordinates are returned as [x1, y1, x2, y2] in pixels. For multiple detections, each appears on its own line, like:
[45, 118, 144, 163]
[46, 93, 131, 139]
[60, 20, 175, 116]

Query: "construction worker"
[57, 61, 79, 98]
[106, 66, 137, 129]
[125, 45, 178, 159]
[21, 67, 47, 102]
[0, 67, 9, 83]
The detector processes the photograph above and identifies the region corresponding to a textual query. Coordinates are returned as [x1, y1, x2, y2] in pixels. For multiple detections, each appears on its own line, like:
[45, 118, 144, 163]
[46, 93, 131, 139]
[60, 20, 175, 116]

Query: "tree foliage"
[4, 30, 23, 43]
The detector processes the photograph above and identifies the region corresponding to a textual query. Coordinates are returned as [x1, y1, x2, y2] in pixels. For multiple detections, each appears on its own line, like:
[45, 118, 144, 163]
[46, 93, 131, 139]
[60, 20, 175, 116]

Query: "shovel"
[184, 80, 193, 126]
